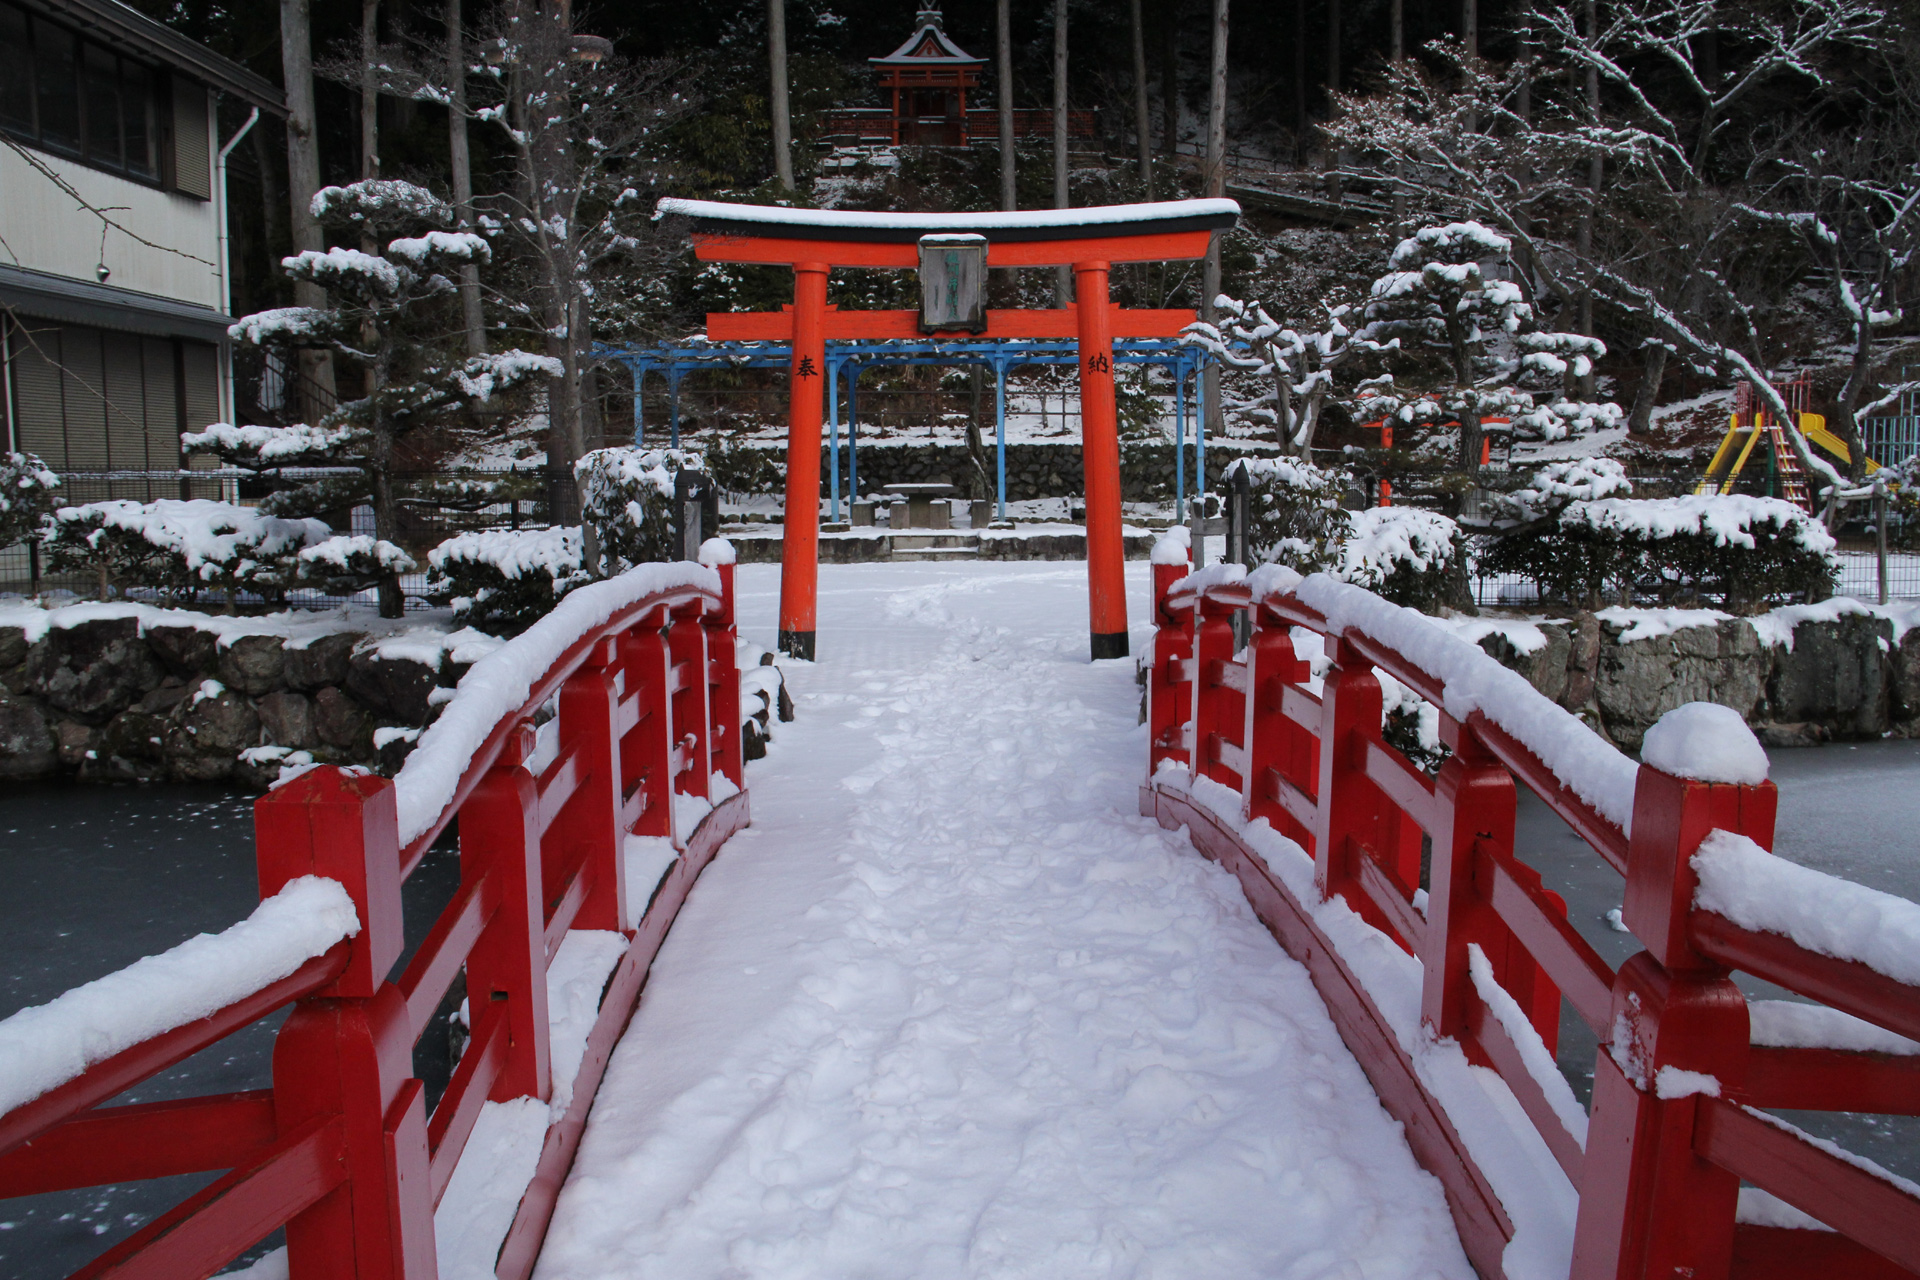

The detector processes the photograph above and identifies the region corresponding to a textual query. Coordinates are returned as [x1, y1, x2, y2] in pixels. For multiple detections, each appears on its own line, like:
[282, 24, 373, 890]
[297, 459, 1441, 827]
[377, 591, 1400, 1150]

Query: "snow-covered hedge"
[1483, 476, 1836, 611]
[296, 534, 417, 595]
[575, 447, 703, 572]
[425, 526, 589, 635]
[43, 500, 329, 604]
[0, 451, 59, 547]
[1224, 458, 1468, 610]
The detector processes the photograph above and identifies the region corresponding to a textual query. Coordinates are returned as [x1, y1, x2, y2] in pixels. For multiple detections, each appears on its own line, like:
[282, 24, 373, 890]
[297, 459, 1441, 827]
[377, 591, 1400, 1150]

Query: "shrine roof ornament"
[654, 197, 1241, 245]
[872, 7, 985, 66]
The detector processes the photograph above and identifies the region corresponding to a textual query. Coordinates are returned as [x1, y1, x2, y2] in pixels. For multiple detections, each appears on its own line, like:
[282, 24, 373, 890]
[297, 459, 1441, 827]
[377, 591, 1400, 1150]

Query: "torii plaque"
[655, 197, 1240, 662]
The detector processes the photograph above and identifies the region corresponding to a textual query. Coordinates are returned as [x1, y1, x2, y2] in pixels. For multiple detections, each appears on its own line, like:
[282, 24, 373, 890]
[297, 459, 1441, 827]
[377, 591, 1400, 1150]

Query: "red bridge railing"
[1144, 547, 1920, 1280]
[0, 550, 749, 1280]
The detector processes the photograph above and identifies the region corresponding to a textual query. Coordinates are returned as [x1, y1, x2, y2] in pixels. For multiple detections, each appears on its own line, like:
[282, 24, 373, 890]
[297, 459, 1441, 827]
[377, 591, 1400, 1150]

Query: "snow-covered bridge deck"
[531, 562, 1472, 1278]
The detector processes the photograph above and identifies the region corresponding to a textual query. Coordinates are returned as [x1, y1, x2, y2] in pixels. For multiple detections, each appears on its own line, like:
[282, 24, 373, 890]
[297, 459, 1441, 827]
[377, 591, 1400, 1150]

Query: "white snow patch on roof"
[657, 197, 1240, 234]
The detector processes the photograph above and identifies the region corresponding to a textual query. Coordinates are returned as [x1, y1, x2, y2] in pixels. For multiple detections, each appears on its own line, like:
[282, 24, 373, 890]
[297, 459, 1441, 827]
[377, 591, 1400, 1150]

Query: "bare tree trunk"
[360, 0, 379, 181]
[768, 0, 793, 189]
[1326, 0, 1340, 97]
[1292, 0, 1305, 154]
[1053, 0, 1071, 306]
[1202, 0, 1228, 444]
[997, 0, 1015, 211]
[1130, 0, 1153, 197]
[1578, 0, 1599, 397]
[1461, 0, 1476, 58]
[279, 0, 336, 414]
[1391, 0, 1403, 59]
[250, 120, 289, 273]
[1160, 1, 1178, 165]
[1627, 343, 1668, 435]
[447, 0, 486, 357]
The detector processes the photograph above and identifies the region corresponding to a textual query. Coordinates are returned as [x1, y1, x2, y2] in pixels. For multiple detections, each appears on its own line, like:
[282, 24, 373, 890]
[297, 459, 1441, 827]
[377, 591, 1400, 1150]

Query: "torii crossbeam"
[657, 197, 1240, 661]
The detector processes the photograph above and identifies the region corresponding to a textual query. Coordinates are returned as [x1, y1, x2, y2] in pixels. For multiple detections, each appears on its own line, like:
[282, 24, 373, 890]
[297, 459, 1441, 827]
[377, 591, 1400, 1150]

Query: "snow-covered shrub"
[1224, 456, 1349, 572]
[1334, 507, 1471, 611]
[1484, 491, 1836, 611]
[42, 500, 327, 603]
[704, 436, 782, 497]
[575, 447, 702, 571]
[295, 535, 416, 595]
[0, 451, 59, 547]
[425, 526, 589, 634]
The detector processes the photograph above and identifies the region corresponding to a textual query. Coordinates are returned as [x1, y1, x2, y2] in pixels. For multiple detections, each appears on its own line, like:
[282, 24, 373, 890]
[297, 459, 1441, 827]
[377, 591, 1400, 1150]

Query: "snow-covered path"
[533, 562, 1473, 1280]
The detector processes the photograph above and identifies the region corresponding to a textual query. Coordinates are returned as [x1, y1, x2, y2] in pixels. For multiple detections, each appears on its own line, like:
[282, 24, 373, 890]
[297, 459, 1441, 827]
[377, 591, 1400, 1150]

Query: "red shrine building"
[822, 7, 1096, 148]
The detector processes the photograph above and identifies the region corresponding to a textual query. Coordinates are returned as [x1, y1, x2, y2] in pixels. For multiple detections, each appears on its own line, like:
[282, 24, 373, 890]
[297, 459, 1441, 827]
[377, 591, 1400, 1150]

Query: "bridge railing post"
[1240, 606, 1313, 847]
[1147, 556, 1193, 775]
[460, 724, 552, 1103]
[667, 601, 713, 827]
[1191, 593, 1244, 791]
[256, 768, 436, 1280]
[1421, 723, 1521, 1049]
[619, 607, 675, 841]
[1570, 764, 1776, 1280]
[1312, 637, 1386, 922]
[704, 560, 743, 793]
[558, 636, 626, 934]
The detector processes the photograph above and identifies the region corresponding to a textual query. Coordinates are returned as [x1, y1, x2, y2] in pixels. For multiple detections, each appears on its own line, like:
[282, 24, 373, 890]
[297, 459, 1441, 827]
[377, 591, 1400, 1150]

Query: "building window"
[0, 0, 162, 183]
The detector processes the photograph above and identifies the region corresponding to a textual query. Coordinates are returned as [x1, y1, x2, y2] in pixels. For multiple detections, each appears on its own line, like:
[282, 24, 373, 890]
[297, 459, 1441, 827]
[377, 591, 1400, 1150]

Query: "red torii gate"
[655, 197, 1240, 662]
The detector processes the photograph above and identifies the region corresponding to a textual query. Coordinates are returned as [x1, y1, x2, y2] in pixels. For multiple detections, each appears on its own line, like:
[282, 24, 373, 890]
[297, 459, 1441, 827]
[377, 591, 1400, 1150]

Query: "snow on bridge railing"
[1143, 539, 1920, 1280]
[0, 544, 752, 1280]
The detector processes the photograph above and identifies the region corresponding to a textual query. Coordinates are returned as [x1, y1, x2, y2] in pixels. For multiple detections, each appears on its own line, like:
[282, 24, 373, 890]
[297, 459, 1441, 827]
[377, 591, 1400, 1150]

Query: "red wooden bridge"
[0, 543, 1916, 1280]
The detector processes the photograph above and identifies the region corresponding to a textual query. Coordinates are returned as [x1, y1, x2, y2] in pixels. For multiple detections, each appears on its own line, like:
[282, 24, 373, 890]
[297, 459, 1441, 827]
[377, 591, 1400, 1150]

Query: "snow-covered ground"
[533, 561, 1473, 1280]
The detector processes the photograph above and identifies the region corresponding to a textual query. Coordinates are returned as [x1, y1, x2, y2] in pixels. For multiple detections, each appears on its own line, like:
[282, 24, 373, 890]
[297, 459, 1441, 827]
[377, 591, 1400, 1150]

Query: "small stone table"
[884, 483, 955, 530]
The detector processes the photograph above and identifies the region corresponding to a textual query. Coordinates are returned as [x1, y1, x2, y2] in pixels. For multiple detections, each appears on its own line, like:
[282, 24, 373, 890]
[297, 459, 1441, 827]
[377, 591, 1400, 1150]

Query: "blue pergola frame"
[593, 338, 1217, 522]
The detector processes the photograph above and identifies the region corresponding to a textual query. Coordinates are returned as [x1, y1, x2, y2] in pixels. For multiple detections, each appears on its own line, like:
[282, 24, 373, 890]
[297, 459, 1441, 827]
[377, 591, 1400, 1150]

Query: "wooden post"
[1149, 558, 1194, 774]
[1422, 724, 1517, 1046]
[1571, 765, 1777, 1280]
[257, 769, 434, 1280]
[1241, 606, 1313, 846]
[1313, 638, 1384, 912]
[558, 637, 625, 934]
[778, 263, 828, 659]
[1075, 260, 1127, 659]
[705, 561, 744, 792]
[459, 724, 551, 1103]
[617, 608, 675, 841]
[1191, 592, 1242, 790]
[668, 600, 713, 814]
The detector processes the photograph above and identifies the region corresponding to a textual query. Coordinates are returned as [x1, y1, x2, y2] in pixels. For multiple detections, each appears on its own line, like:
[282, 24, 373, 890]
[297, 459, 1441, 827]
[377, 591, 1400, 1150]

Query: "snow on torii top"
[654, 197, 1240, 248]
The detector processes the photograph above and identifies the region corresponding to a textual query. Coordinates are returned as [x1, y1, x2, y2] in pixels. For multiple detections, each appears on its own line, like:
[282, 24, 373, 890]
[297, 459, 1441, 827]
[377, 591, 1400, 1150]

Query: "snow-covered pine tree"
[1354, 221, 1620, 476]
[1181, 296, 1366, 456]
[187, 179, 559, 617]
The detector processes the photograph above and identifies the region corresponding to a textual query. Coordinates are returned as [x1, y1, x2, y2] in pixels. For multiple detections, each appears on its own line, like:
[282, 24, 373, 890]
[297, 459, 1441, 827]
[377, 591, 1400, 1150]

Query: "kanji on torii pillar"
[655, 197, 1240, 662]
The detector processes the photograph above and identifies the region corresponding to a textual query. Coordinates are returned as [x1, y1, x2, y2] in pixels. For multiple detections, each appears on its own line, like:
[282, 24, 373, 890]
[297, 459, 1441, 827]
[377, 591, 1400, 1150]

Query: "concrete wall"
[0, 123, 222, 311]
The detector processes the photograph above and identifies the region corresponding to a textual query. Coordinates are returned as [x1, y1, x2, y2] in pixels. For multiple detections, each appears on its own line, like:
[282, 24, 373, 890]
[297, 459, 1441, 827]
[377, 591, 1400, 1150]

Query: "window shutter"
[170, 77, 210, 199]
[58, 327, 108, 470]
[142, 336, 180, 478]
[101, 329, 147, 482]
[7, 322, 68, 469]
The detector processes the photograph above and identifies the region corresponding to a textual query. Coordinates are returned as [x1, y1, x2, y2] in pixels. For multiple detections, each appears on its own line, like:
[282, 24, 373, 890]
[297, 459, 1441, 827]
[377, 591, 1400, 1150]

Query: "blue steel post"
[994, 357, 1008, 521]
[828, 357, 841, 522]
[1194, 362, 1207, 504]
[847, 365, 859, 501]
[669, 368, 683, 449]
[631, 361, 645, 446]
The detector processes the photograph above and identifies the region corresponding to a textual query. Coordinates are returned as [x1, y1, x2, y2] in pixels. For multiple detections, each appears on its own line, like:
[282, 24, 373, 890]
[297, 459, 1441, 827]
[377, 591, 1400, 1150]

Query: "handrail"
[1144, 545, 1920, 1280]
[0, 549, 753, 1280]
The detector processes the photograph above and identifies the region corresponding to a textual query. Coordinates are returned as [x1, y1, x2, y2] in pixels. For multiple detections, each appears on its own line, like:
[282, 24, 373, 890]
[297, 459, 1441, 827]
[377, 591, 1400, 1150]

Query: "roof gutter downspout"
[213, 105, 258, 427]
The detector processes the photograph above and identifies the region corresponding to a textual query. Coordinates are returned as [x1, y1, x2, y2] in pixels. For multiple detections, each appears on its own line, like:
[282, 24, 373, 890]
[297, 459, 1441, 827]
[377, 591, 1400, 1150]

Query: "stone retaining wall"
[1473, 608, 1920, 750]
[0, 617, 451, 787]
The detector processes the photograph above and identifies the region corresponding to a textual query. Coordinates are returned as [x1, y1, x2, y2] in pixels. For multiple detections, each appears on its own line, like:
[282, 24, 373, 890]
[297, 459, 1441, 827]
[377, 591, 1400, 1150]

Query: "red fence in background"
[0, 562, 749, 1280]
[1144, 555, 1920, 1280]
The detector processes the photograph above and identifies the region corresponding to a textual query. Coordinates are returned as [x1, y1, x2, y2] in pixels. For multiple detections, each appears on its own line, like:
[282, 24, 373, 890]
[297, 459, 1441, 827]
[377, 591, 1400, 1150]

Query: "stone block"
[346, 649, 439, 725]
[1766, 613, 1892, 737]
[26, 617, 163, 723]
[285, 632, 359, 690]
[218, 634, 287, 697]
[147, 625, 218, 677]
[169, 687, 261, 757]
[0, 689, 55, 779]
[0, 626, 26, 670]
[54, 719, 96, 768]
[257, 690, 316, 749]
[314, 686, 374, 751]
[102, 709, 171, 762]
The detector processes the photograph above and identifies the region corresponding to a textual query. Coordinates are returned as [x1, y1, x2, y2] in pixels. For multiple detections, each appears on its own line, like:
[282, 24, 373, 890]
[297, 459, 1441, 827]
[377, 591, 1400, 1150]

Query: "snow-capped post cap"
[1150, 525, 1192, 566]
[1641, 703, 1769, 786]
[698, 537, 737, 567]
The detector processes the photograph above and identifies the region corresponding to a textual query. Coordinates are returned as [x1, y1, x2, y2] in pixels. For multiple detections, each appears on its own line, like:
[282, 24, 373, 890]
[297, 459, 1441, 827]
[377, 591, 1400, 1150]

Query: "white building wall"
[0, 127, 223, 313]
